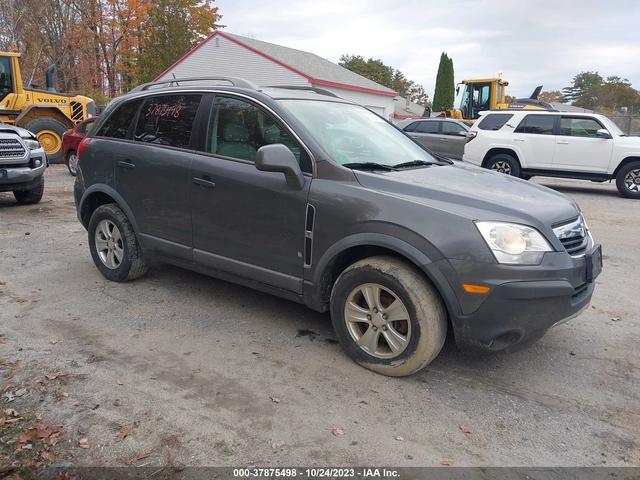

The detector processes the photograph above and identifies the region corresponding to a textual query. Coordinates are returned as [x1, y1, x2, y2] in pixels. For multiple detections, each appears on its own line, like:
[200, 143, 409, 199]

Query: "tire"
[13, 176, 44, 205]
[88, 203, 148, 282]
[66, 150, 78, 176]
[615, 161, 640, 199]
[330, 256, 447, 377]
[485, 153, 521, 177]
[24, 117, 67, 164]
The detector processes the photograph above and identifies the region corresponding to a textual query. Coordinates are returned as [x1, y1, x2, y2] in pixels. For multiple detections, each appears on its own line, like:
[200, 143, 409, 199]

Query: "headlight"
[475, 221, 552, 265]
[23, 139, 41, 150]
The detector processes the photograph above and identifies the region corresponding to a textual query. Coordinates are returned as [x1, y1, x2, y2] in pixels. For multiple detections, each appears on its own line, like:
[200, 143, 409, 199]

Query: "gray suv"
[0, 123, 47, 204]
[74, 78, 601, 376]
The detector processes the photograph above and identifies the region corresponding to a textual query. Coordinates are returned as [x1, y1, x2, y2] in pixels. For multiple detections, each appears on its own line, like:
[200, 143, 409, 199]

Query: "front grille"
[553, 216, 589, 256]
[0, 138, 26, 159]
[71, 101, 84, 121]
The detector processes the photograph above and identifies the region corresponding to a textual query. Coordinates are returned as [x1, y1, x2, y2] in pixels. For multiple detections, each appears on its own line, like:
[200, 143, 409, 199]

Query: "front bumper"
[0, 161, 46, 192]
[442, 247, 599, 352]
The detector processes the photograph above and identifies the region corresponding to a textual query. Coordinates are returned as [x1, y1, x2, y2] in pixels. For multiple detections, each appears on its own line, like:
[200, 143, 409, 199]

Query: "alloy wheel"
[94, 219, 124, 269]
[624, 168, 640, 193]
[491, 160, 512, 175]
[68, 153, 78, 175]
[344, 283, 411, 359]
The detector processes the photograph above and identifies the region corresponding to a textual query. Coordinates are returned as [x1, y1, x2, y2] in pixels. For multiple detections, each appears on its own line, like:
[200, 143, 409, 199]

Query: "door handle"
[513, 139, 525, 142]
[193, 177, 216, 189]
[439, 138, 448, 142]
[557, 140, 569, 144]
[117, 160, 135, 170]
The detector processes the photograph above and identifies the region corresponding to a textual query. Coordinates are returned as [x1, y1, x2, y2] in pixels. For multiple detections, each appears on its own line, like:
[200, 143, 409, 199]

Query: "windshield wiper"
[393, 159, 438, 169]
[342, 162, 397, 171]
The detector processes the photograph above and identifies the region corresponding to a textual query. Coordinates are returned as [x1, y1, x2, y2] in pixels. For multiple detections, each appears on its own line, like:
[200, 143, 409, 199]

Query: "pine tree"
[433, 52, 454, 111]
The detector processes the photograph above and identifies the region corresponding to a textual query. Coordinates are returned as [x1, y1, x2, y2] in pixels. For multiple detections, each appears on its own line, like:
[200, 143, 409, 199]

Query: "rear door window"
[441, 122, 467, 135]
[515, 115, 556, 135]
[134, 94, 202, 148]
[96, 100, 143, 139]
[559, 117, 603, 137]
[414, 121, 439, 134]
[477, 114, 513, 131]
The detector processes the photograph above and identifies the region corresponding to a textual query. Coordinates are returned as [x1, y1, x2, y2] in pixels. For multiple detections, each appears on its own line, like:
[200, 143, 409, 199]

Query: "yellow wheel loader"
[443, 78, 555, 122]
[0, 51, 96, 163]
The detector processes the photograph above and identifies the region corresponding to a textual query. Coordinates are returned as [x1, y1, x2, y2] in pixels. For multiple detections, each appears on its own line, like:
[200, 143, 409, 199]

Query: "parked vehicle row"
[73, 77, 601, 376]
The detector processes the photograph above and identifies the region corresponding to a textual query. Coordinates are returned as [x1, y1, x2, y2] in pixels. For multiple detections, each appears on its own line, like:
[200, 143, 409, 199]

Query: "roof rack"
[263, 85, 339, 98]
[129, 76, 259, 93]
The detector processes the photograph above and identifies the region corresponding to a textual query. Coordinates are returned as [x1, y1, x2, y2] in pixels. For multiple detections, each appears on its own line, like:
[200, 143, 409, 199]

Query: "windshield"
[280, 100, 437, 167]
[601, 116, 625, 136]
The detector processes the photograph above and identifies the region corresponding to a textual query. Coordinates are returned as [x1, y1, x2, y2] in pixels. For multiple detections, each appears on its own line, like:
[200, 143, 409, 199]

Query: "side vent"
[304, 204, 315, 267]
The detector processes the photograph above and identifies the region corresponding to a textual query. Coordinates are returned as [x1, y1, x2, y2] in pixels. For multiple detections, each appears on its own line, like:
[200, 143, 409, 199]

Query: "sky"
[214, 0, 640, 99]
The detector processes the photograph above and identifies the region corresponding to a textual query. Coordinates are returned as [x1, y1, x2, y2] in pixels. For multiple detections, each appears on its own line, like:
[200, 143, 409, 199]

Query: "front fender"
[305, 232, 461, 317]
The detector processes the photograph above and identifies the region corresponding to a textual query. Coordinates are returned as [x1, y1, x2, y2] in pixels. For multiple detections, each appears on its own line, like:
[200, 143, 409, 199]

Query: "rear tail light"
[465, 131, 477, 143]
[77, 137, 92, 162]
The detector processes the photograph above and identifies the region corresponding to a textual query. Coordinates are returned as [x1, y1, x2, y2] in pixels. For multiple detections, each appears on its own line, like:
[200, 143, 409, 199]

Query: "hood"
[0, 123, 35, 139]
[353, 162, 579, 227]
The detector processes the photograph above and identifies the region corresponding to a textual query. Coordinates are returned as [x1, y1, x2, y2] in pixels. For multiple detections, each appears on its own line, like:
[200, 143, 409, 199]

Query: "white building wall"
[157, 35, 309, 87]
[317, 85, 396, 120]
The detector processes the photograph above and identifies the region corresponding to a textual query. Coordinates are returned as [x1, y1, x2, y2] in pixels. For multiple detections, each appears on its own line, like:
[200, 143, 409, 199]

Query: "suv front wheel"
[616, 161, 640, 199]
[88, 203, 148, 281]
[485, 153, 521, 178]
[330, 256, 447, 376]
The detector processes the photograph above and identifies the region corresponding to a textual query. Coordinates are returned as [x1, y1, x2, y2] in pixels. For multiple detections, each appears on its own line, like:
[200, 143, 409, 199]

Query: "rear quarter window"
[96, 100, 143, 139]
[477, 113, 513, 131]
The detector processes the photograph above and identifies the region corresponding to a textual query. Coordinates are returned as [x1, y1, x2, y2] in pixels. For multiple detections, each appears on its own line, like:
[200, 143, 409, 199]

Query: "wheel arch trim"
[79, 184, 140, 235]
[307, 233, 460, 317]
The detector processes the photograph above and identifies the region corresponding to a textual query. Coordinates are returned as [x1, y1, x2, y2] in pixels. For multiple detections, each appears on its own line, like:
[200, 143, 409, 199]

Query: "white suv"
[463, 111, 640, 198]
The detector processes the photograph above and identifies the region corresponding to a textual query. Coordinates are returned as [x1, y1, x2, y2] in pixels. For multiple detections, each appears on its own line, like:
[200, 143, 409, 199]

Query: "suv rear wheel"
[330, 256, 447, 377]
[88, 203, 148, 281]
[485, 153, 521, 178]
[616, 161, 640, 199]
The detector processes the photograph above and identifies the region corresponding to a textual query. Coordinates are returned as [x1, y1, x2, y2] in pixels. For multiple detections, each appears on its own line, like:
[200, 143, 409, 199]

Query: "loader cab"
[454, 79, 508, 121]
[0, 55, 15, 102]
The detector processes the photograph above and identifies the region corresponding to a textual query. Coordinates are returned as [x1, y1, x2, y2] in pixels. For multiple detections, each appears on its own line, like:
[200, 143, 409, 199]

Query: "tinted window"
[442, 122, 467, 135]
[403, 122, 420, 132]
[478, 114, 513, 131]
[559, 117, 603, 137]
[414, 121, 439, 134]
[134, 94, 202, 148]
[515, 115, 555, 135]
[97, 100, 143, 139]
[0, 56, 13, 101]
[208, 96, 311, 172]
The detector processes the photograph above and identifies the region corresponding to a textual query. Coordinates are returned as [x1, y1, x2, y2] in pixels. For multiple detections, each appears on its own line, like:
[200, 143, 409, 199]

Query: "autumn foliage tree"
[0, 0, 222, 100]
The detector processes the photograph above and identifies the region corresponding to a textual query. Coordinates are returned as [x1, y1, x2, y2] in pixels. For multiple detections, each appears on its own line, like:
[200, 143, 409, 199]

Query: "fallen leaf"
[440, 459, 454, 466]
[4, 408, 18, 417]
[17, 429, 38, 444]
[3, 417, 23, 424]
[78, 438, 90, 449]
[0, 279, 6, 285]
[459, 424, 473, 434]
[50, 339, 58, 344]
[125, 451, 152, 465]
[331, 427, 345, 436]
[115, 424, 133, 442]
[116, 378, 124, 386]
[395, 435, 404, 441]
[495, 420, 506, 430]
[62, 392, 69, 398]
[16, 298, 27, 304]
[611, 317, 621, 322]
[269, 396, 280, 404]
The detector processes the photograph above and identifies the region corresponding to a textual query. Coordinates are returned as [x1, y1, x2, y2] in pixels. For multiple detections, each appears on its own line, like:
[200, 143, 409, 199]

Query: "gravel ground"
[0, 165, 638, 468]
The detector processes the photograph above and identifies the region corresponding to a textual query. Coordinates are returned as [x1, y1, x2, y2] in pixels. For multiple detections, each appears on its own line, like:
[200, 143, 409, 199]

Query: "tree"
[562, 71, 603, 108]
[432, 52, 454, 112]
[538, 90, 563, 104]
[339, 53, 429, 105]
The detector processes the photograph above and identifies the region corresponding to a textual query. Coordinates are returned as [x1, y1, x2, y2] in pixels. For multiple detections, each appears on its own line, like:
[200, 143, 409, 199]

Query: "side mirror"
[596, 128, 612, 139]
[255, 144, 305, 190]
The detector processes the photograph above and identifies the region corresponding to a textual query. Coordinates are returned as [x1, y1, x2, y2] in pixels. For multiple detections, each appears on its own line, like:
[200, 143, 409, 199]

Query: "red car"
[62, 117, 97, 176]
